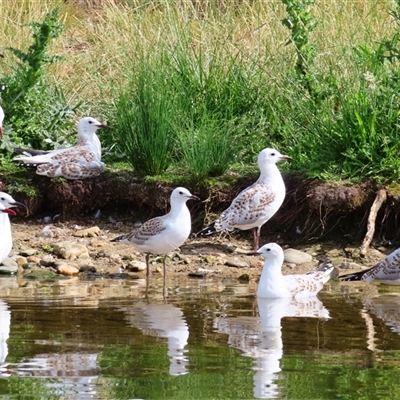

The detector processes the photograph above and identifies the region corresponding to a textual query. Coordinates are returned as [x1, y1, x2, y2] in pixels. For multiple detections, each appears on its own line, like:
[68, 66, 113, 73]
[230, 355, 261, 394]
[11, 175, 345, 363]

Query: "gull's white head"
[252, 242, 284, 262]
[0, 192, 26, 216]
[0, 105, 4, 138]
[258, 148, 291, 169]
[77, 117, 108, 137]
[170, 187, 200, 204]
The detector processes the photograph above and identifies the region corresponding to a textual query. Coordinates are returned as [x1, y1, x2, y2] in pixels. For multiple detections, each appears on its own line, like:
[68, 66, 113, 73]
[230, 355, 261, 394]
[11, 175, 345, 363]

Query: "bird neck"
[257, 253, 287, 298]
[258, 164, 282, 182]
[168, 201, 190, 220]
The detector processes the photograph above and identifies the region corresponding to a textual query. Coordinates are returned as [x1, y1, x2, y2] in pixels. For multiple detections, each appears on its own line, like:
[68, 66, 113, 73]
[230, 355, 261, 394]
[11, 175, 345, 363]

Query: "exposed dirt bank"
[2, 170, 400, 283]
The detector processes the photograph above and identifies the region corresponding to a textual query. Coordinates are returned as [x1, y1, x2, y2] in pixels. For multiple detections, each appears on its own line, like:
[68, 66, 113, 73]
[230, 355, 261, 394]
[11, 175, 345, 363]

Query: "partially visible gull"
[0, 105, 4, 138]
[111, 187, 199, 278]
[196, 148, 290, 250]
[249, 242, 333, 299]
[0, 192, 26, 264]
[12, 117, 108, 180]
[340, 247, 400, 284]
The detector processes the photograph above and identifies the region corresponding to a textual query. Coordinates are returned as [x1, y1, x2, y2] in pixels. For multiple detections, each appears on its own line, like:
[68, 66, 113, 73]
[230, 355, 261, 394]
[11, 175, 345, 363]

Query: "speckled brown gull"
[196, 148, 290, 250]
[12, 117, 108, 180]
[249, 243, 333, 299]
[0, 192, 26, 264]
[340, 247, 400, 284]
[111, 187, 199, 278]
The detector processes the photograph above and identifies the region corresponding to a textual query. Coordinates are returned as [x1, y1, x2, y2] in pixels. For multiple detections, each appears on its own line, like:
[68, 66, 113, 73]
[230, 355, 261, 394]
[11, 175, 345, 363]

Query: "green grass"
[1, 0, 400, 186]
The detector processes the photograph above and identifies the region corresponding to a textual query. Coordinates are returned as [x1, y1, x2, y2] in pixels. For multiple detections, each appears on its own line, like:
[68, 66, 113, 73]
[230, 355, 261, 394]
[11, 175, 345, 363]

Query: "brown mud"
[2, 170, 400, 283]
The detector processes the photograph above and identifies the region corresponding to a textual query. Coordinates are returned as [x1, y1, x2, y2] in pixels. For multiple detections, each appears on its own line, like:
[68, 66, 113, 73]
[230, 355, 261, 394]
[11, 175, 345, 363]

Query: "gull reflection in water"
[121, 303, 189, 376]
[0, 299, 10, 375]
[361, 294, 400, 351]
[214, 297, 330, 399]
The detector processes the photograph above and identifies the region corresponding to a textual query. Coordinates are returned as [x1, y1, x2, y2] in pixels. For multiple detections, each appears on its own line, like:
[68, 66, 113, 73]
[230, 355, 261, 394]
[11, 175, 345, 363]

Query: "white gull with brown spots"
[250, 243, 333, 299]
[196, 148, 290, 250]
[340, 247, 400, 284]
[12, 117, 108, 180]
[111, 187, 199, 278]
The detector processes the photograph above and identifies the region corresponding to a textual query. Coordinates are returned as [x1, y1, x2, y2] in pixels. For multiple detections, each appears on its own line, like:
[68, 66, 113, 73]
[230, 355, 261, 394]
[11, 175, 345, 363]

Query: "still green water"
[0, 275, 400, 399]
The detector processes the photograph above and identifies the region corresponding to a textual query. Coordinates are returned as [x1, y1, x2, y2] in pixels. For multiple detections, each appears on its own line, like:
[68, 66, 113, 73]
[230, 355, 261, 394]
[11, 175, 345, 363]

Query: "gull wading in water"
[0, 192, 26, 264]
[12, 117, 108, 180]
[340, 247, 400, 284]
[196, 148, 291, 250]
[111, 187, 199, 278]
[249, 242, 333, 299]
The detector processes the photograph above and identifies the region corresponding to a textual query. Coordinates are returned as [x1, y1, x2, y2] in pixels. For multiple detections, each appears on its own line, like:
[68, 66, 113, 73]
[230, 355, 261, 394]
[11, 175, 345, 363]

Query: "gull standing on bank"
[12, 117, 108, 180]
[196, 148, 290, 250]
[111, 187, 199, 278]
[0, 192, 26, 264]
[249, 242, 333, 299]
[340, 247, 400, 284]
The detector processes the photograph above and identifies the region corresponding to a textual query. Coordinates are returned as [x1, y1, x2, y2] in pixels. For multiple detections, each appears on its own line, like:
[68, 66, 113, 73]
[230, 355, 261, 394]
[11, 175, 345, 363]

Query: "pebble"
[0, 263, 18, 274]
[283, 248, 313, 264]
[19, 248, 37, 257]
[27, 256, 41, 264]
[57, 264, 80, 276]
[225, 257, 250, 268]
[126, 260, 147, 272]
[73, 226, 101, 238]
[53, 241, 90, 260]
[40, 255, 57, 267]
[36, 225, 54, 238]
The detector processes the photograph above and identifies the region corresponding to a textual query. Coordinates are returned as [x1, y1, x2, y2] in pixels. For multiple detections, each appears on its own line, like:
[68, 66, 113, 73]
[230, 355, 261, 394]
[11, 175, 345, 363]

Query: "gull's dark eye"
[271, 152, 275, 156]
[88, 120, 93, 124]
[0, 197, 4, 201]
[267, 248, 271, 252]
[179, 191, 183, 195]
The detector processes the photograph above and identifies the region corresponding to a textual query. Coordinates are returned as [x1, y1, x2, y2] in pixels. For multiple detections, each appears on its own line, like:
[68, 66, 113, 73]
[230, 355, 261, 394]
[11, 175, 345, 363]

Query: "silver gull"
[340, 247, 400, 284]
[249, 242, 333, 298]
[196, 148, 290, 250]
[12, 117, 108, 180]
[0, 192, 26, 264]
[111, 187, 199, 277]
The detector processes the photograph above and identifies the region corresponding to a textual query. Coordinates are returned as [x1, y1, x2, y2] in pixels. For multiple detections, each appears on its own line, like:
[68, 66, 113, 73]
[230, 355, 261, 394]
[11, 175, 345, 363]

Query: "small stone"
[27, 256, 41, 264]
[40, 255, 56, 267]
[126, 260, 147, 272]
[1, 258, 18, 268]
[57, 264, 80, 276]
[73, 226, 101, 238]
[225, 257, 250, 268]
[340, 261, 364, 270]
[36, 226, 54, 238]
[188, 271, 206, 278]
[14, 256, 28, 266]
[19, 248, 37, 257]
[0, 263, 18, 275]
[53, 241, 90, 260]
[90, 240, 108, 248]
[284, 248, 313, 264]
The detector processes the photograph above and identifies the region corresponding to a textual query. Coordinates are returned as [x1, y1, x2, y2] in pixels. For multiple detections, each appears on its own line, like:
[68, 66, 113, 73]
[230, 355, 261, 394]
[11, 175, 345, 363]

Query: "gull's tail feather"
[111, 234, 129, 242]
[195, 222, 216, 237]
[339, 270, 366, 281]
[13, 148, 50, 157]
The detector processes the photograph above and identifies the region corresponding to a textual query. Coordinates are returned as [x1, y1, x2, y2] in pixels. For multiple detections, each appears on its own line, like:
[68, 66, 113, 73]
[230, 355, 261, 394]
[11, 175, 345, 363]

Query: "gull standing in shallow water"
[0, 192, 26, 264]
[195, 148, 291, 250]
[249, 242, 333, 299]
[12, 117, 108, 180]
[111, 187, 199, 278]
[340, 247, 400, 284]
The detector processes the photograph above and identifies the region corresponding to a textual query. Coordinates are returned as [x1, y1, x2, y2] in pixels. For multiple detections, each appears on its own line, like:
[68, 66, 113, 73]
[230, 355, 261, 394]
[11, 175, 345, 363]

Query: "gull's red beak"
[0, 127, 3, 139]
[1, 208, 16, 216]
